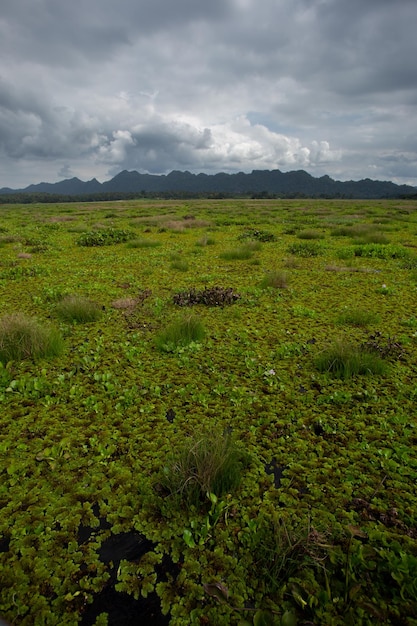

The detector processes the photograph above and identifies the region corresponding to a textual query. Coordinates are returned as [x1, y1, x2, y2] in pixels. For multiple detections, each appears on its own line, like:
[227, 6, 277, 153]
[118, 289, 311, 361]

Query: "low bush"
[238, 229, 276, 242]
[0, 313, 64, 363]
[352, 243, 410, 259]
[315, 339, 388, 378]
[55, 295, 103, 324]
[161, 428, 248, 505]
[155, 315, 205, 352]
[287, 242, 323, 257]
[76, 228, 134, 247]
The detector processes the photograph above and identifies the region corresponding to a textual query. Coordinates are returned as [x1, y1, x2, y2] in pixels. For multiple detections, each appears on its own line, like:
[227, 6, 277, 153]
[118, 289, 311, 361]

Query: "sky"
[1, 0, 417, 189]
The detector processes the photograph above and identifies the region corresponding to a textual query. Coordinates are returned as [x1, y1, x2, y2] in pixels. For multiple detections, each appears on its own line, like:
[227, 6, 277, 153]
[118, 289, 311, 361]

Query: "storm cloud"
[1, 0, 416, 188]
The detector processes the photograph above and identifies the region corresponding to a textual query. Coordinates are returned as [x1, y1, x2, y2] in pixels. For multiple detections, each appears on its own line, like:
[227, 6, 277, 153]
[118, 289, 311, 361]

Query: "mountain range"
[1, 169, 416, 199]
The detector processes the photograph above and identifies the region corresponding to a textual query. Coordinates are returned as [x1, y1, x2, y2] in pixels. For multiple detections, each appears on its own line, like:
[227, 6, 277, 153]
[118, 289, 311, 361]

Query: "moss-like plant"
[161, 428, 248, 505]
[315, 340, 388, 378]
[0, 313, 64, 363]
[155, 315, 205, 352]
[55, 295, 103, 324]
[260, 270, 288, 289]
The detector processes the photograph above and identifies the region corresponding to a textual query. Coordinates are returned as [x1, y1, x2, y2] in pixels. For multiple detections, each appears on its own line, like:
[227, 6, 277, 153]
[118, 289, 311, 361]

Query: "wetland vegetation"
[0, 198, 417, 625]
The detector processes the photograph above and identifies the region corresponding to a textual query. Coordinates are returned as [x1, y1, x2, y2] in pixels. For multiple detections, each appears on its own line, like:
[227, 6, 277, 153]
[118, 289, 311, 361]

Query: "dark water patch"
[165, 408, 175, 423]
[80, 587, 169, 626]
[0, 536, 10, 553]
[98, 532, 154, 567]
[264, 459, 286, 488]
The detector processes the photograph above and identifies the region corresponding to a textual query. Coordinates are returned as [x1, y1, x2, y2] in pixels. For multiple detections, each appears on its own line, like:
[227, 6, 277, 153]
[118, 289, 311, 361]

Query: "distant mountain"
[1, 169, 416, 199]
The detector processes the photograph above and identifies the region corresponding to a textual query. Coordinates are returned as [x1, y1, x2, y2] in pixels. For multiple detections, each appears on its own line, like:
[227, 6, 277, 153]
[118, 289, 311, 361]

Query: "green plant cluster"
[238, 229, 276, 242]
[0, 198, 417, 626]
[76, 227, 134, 246]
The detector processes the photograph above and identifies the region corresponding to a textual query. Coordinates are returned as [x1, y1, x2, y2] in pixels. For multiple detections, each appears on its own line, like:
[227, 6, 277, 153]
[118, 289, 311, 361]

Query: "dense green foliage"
[0, 198, 417, 625]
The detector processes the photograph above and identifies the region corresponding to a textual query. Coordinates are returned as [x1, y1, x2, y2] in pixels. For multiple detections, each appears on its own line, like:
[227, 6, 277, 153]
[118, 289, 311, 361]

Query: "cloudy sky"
[1, 0, 417, 189]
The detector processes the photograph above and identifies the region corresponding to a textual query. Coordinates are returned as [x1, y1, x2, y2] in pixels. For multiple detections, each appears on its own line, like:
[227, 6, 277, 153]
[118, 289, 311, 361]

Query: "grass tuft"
[336, 308, 380, 327]
[315, 340, 388, 379]
[55, 295, 103, 324]
[260, 270, 288, 289]
[220, 243, 260, 260]
[161, 428, 248, 505]
[155, 315, 205, 352]
[127, 238, 161, 248]
[0, 313, 64, 363]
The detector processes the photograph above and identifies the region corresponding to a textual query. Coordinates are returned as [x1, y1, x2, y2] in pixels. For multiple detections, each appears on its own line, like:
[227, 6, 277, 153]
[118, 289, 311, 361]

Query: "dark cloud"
[0, 0, 416, 188]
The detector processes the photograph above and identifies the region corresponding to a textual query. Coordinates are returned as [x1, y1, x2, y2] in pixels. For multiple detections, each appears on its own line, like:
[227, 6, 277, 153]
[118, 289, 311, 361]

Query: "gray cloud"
[1, 0, 416, 188]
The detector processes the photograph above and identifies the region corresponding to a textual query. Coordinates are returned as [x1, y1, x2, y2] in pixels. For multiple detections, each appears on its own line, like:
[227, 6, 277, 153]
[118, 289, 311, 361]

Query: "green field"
[1, 199, 417, 625]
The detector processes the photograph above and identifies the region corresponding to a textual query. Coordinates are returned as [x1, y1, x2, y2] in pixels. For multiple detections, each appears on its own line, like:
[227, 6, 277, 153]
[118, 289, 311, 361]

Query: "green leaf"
[183, 529, 196, 548]
[254, 609, 276, 626]
[281, 611, 297, 626]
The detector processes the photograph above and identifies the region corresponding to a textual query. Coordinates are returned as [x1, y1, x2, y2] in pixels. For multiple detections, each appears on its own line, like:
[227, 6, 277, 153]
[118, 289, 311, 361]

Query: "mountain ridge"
[1, 169, 416, 199]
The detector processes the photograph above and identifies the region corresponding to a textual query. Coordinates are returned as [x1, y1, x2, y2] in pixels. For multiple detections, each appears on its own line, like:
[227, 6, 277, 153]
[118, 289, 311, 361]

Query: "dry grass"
[111, 298, 139, 309]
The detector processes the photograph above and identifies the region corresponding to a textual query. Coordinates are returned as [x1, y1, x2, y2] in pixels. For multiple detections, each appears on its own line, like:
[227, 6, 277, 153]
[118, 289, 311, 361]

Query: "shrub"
[287, 242, 323, 257]
[336, 308, 380, 327]
[0, 313, 64, 363]
[76, 228, 134, 247]
[155, 315, 205, 352]
[260, 270, 288, 289]
[352, 243, 410, 259]
[315, 340, 388, 379]
[55, 295, 103, 324]
[161, 428, 248, 505]
[173, 286, 241, 307]
[238, 229, 276, 242]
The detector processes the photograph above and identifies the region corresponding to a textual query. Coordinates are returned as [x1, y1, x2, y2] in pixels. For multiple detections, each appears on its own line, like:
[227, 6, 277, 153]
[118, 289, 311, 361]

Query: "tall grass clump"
[260, 270, 288, 289]
[220, 243, 260, 260]
[297, 229, 324, 240]
[195, 236, 216, 247]
[55, 295, 103, 324]
[0, 313, 64, 363]
[336, 308, 380, 327]
[315, 340, 388, 379]
[127, 238, 161, 248]
[155, 315, 205, 352]
[161, 428, 248, 505]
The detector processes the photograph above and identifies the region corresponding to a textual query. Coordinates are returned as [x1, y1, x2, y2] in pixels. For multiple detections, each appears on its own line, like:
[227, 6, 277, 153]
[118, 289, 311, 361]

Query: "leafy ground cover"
[0, 198, 417, 625]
